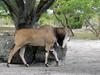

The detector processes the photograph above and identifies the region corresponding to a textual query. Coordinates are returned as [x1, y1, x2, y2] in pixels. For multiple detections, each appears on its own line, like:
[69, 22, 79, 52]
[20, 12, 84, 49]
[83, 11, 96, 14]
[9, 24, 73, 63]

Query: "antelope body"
[7, 26, 59, 67]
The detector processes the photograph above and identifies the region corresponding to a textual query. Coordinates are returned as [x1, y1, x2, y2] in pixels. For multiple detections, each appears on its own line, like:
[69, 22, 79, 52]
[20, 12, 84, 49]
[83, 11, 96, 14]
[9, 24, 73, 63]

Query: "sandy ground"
[0, 40, 100, 75]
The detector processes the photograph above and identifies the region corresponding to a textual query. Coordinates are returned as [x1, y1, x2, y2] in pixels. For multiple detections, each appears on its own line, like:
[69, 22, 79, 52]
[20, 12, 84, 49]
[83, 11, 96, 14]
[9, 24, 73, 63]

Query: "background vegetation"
[0, 0, 100, 39]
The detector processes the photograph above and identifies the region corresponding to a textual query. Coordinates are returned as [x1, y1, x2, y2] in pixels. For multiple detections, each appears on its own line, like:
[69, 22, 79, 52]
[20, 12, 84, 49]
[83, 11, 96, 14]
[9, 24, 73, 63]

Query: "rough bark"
[85, 18, 100, 37]
[1, 0, 55, 28]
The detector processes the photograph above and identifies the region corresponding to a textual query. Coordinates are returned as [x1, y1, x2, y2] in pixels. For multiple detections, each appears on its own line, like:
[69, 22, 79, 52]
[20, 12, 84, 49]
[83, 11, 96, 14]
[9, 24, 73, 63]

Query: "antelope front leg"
[19, 47, 29, 67]
[51, 48, 59, 66]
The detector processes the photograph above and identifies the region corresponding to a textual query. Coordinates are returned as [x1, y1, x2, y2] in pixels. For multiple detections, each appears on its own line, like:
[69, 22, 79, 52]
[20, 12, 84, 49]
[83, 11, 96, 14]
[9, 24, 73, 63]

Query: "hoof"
[25, 64, 29, 67]
[45, 64, 49, 67]
[56, 61, 59, 67]
[7, 63, 10, 67]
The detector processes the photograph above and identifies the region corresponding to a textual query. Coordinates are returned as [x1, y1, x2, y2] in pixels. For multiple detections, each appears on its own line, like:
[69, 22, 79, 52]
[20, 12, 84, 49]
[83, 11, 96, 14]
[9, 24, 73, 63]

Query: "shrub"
[68, 16, 83, 29]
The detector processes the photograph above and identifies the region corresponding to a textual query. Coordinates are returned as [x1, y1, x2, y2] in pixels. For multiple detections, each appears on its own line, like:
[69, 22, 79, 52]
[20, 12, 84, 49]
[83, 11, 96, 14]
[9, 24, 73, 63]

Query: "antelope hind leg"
[7, 45, 21, 67]
[19, 47, 29, 67]
[45, 51, 49, 67]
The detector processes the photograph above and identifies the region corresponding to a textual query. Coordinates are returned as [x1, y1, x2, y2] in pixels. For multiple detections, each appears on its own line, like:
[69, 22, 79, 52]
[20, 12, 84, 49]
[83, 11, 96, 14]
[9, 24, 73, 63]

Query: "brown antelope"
[20, 26, 74, 66]
[7, 25, 59, 67]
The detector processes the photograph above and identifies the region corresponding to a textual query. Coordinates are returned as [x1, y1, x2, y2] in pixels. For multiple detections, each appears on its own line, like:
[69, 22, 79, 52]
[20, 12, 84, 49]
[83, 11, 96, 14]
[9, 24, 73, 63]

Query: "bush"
[68, 16, 83, 29]
[39, 13, 55, 25]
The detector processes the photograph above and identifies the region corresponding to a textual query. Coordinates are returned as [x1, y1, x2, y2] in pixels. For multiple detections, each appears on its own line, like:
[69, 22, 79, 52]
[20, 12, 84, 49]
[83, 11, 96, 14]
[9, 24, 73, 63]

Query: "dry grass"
[73, 31, 100, 40]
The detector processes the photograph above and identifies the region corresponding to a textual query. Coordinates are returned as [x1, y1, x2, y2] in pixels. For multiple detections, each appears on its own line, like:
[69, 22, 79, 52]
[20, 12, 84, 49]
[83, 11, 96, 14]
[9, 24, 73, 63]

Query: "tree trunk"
[1, 0, 55, 28]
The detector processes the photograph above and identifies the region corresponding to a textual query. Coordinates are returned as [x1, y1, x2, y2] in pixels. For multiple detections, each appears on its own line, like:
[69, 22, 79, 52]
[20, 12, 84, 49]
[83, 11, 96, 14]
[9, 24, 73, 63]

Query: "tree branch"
[85, 18, 99, 37]
[15, 0, 24, 14]
[63, 13, 74, 36]
[24, 0, 36, 21]
[53, 11, 65, 27]
[1, 0, 19, 27]
[2, 0, 18, 17]
[35, 0, 55, 21]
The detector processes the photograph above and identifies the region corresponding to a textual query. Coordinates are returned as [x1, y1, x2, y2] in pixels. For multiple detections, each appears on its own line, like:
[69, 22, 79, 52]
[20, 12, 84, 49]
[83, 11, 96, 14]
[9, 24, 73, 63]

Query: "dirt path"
[0, 40, 100, 75]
